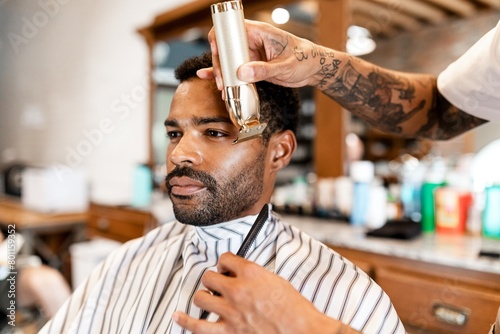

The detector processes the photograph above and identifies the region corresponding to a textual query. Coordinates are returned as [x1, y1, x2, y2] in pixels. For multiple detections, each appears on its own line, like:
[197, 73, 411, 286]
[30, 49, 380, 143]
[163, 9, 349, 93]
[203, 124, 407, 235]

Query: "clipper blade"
[234, 123, 267, 143]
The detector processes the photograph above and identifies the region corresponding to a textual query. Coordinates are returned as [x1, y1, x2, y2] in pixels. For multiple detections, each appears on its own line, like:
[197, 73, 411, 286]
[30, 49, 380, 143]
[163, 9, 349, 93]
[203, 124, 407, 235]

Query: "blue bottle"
[132, 164, 153, 207]
[483, 185, 500, 239]
[350, 161, 374, 227]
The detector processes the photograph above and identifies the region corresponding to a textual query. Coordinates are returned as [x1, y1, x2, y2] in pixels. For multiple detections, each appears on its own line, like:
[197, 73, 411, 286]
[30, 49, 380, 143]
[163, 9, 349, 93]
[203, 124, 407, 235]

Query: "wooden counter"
[285, 215, 500, 334]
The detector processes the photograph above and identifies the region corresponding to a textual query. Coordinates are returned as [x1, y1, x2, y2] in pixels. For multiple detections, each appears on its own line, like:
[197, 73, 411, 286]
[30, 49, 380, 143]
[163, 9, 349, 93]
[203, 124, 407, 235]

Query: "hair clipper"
[211, 1, 267, 144]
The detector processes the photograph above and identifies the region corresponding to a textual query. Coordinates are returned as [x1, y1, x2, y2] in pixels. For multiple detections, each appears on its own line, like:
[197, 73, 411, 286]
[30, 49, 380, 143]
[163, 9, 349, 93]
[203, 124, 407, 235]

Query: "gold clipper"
[211, 0, 267, 143]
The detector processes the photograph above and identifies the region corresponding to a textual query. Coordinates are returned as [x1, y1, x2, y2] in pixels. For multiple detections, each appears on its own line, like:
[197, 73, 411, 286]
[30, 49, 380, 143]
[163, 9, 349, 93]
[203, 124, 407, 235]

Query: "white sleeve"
[437, 20, 500, 122]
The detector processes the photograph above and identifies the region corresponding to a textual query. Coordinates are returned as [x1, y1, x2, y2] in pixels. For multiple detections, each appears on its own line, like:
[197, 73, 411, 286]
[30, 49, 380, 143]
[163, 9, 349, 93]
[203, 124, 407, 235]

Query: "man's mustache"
[165, 167, 217, 194]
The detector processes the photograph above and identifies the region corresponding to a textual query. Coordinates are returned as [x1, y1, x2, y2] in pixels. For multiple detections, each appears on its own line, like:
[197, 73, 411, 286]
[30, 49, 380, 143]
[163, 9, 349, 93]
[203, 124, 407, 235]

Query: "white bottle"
[350, 161, 375, 227]
[366, 178, 388, 229]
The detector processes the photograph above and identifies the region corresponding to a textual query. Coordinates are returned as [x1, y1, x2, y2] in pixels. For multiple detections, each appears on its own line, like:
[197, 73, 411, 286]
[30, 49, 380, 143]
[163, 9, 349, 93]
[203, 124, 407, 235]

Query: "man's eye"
[166, 131, 181, 140]
[206, 130, 227, 137]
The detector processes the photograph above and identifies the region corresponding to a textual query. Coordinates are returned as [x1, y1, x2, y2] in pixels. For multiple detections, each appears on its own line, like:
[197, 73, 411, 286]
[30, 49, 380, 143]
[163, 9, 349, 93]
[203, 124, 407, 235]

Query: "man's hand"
[172, 252, 360, 334]
[197, 20, 327, 90]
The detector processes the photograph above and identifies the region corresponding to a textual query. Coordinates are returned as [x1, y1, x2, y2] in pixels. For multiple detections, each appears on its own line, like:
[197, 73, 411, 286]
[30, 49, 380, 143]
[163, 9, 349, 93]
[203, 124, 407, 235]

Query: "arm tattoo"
[417, 84, 488, 140]
[322, 61, 426, 134]
[294, 46, 308, 61]
[267, 35, 288, 57]
[284, 45, 487, 140]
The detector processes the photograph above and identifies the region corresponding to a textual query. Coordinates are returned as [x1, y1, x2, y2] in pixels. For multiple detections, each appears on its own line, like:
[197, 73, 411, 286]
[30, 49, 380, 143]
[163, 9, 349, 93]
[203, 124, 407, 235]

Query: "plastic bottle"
[132, 164, 153, 207]
[483, 184, 500, 239]
[399, 157, 426, 222]
[333, 176, 353, 218]
[434, 169, 473, 235]
[420, 159, 446, 233]
[366, 179, 388, 229]
[434, 187, 472, 234]
[350, 161, 374, 227]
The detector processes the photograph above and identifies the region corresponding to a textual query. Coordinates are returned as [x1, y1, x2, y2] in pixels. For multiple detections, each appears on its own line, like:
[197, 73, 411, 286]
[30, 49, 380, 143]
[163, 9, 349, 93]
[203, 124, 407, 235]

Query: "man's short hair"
[174, 52, 300, 143]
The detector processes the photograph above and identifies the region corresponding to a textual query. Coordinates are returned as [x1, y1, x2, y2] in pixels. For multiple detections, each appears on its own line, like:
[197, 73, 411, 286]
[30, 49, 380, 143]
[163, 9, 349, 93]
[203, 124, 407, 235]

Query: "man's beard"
[165, 152, 265, 226]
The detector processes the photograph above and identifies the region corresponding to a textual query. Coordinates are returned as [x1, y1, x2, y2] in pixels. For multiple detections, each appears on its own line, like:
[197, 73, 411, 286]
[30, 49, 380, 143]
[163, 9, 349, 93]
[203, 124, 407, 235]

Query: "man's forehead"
[167, 79, 230, 121]
[166, 102, 231, 124]
[175, 77, 218, 96]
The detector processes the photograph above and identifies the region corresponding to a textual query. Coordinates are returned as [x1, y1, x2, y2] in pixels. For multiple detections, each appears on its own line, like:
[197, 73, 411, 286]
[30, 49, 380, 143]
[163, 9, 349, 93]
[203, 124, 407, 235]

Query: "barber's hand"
[172, 252, 357, 334]
[197, 20, 327, 89]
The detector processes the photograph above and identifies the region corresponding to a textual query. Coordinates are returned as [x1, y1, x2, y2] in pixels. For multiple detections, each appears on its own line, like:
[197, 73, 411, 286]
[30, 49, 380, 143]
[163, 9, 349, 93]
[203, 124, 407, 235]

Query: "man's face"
[164, 78, 268, 226]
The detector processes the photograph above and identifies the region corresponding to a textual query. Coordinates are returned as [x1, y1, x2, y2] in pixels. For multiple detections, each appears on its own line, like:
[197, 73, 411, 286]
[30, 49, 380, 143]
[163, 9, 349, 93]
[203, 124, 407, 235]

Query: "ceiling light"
[272, 8, 290, 25]
[346, 25, 376, 56]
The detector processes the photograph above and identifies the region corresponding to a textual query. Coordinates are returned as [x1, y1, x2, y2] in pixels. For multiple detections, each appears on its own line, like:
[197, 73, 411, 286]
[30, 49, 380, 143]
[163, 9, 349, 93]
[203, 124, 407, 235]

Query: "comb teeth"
[233, 123, 267, 144]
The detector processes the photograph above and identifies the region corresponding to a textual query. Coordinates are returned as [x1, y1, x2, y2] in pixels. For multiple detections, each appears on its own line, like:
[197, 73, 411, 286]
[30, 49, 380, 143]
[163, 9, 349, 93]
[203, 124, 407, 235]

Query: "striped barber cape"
[40, 208, 405, 334]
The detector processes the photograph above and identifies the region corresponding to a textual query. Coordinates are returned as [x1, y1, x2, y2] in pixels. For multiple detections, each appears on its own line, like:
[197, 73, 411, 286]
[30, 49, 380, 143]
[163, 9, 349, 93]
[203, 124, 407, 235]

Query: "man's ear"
[268, 130, 297, 172]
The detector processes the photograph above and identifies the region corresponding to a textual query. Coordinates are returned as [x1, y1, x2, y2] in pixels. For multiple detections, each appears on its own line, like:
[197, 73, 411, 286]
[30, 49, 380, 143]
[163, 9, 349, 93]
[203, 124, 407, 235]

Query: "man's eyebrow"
[193, 116, 233, 126]
[164, 116, 233, 127]
[164, 119, 177, 127]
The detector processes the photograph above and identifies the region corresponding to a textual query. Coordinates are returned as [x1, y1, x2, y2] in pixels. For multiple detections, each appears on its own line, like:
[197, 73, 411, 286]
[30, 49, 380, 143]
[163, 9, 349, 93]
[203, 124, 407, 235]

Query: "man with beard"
[40, 53, 404, 334]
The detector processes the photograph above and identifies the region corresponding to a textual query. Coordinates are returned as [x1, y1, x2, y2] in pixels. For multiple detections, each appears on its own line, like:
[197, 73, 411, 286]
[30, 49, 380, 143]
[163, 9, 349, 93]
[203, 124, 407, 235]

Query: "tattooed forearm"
[285, 41, 488, 140]
[417, 88, 488, 140]
[317, 58, 341, 89]
[319, 60, 428, 134]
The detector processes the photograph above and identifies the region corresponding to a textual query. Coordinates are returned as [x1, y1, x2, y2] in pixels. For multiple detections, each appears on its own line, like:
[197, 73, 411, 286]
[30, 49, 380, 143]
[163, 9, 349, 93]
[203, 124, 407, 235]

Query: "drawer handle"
[97, 218, 110, 231]
[432, 302, 470, 327]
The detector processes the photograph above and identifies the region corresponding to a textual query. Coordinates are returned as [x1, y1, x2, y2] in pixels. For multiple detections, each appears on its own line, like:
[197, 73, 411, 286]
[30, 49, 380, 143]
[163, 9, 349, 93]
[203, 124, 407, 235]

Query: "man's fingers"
[172, 311, 218, 334]
[216, 252, 248, 274]
[201, 269, 234, 295]
[207, 29, 224, 90]
[207, 27, 218, 56]
[197, 67, 215, 80]
[238, 61, 273, 83]
[238, 61, 298, 87]
[193, 289, 238, 321]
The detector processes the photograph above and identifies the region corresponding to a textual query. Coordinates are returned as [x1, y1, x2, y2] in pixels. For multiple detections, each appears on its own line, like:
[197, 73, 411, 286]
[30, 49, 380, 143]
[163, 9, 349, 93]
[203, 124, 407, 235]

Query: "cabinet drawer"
[377, 267, 500, 334]
[88, 204, 156, 242]
[88, 214, 145, 242]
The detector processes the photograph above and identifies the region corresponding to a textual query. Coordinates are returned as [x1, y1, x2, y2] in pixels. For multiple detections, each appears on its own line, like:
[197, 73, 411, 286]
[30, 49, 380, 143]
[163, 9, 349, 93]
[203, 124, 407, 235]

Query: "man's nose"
[169, 135, 202, 167]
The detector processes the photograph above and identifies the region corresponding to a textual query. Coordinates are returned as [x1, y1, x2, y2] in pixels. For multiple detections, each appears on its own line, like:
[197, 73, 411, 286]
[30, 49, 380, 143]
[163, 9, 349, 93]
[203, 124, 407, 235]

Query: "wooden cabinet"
[88, 203, 157, 243]
[330, 246, 500, 334]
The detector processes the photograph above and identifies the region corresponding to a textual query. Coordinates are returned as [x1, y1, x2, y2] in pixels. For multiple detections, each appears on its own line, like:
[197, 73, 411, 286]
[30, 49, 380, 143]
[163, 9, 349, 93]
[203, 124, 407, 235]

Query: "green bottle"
[483, 185, 500, 239]
[420, 160, 446, 233]
[420, 182, 444, 232]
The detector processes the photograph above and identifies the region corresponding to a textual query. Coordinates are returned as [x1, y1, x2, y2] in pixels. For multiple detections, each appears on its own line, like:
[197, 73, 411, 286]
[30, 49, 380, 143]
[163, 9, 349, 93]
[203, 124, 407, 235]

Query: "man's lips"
[169, 176, 207, 196]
